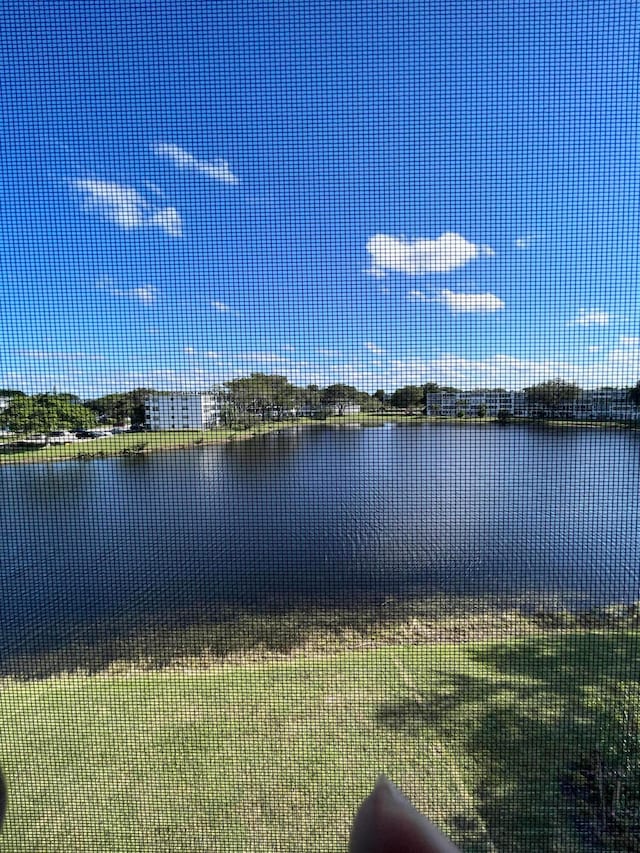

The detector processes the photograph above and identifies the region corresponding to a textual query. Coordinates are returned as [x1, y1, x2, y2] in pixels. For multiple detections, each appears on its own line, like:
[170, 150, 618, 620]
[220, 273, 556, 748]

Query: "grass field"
[1, 629, 638, 851]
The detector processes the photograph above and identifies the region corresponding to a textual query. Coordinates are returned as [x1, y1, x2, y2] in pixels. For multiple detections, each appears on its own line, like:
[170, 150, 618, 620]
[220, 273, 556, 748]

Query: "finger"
[349, 775, 460, 853]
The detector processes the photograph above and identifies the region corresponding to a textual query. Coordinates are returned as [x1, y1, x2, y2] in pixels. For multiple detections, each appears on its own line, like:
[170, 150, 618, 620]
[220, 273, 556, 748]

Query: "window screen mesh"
[1, 2, 639, 850]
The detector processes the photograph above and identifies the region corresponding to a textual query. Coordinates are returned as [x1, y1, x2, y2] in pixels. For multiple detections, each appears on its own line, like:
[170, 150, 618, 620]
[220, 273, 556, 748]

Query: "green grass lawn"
[0, 423, 313, 464]
[1, 630, 638, 851]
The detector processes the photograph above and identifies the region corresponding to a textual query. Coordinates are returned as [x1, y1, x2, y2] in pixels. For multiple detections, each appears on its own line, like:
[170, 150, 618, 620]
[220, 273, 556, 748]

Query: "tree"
[0, 394, 95, 437]
[477, 404, 487, 418]
[86, 388, 155, 425]
[524, 379, 582, 416]
[423, 383, 441, 395]
[320, 383, 376, 411]
[224, 374, 301, 419]
[388, 385, 425, 410]
[628, 382, 640, 410]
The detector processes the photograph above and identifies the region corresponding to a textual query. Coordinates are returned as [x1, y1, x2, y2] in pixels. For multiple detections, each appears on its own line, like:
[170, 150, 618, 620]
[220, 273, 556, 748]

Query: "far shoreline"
[1, 411, 638, 465]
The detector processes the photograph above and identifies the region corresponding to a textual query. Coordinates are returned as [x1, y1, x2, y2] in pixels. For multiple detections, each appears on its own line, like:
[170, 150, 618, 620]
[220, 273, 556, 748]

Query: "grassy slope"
[1, 630, 637, 852]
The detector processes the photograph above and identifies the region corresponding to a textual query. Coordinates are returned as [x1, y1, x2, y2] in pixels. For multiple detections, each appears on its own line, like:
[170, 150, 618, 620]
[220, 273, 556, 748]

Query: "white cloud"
[149, 207, 182, 237]
[212, 301, 231, 312]
[437, 289, 505, 313]
[406, 289, 428, 301]
[567, 308, 610, 327]
[131, 286, 158, 303]
[365, 232, 494, 276]
[154, 143, 239, 185]
[71, 180, 145, 228]
[620, 336, 640, 346]
[95, 279, 159, 303]
[13, 342, 640, 401]
[206, 351, 220, 359]
[71, 179, 182, 237]
[183, 347, 195, 355]
[364, 342, 385, 355]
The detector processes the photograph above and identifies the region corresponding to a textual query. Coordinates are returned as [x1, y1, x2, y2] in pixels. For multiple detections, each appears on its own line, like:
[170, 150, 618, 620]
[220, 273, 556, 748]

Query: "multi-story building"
[424, 388, 637, 421]
[424, 390, 528, 417]
[145, 392, 224, 431]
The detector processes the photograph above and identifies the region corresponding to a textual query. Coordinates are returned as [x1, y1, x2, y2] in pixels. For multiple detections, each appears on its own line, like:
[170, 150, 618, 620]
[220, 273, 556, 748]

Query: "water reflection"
[0, 423, 639, 665]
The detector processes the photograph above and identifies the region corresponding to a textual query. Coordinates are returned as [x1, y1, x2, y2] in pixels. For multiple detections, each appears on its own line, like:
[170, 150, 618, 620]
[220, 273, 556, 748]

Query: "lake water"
[1, 422, 639, 657]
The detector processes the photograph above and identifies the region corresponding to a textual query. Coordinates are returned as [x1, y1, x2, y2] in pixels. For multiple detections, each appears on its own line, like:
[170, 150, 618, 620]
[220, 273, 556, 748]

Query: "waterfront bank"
[1, 412, 638, 465]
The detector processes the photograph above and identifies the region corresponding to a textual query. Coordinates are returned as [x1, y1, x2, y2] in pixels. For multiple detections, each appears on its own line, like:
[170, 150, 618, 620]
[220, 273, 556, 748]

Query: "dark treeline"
[1, 377, 639, 435]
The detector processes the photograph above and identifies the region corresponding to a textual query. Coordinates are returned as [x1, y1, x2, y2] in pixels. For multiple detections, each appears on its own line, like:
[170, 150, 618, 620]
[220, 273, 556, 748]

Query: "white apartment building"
[425, 390, 528, 417]
[145, 392, 223, 431]
[424, 388, 638, 421]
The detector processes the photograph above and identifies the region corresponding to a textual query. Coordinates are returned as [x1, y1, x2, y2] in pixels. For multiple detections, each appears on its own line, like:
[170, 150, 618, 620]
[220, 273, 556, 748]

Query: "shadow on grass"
[2, 597, 640, 683]
[0, 595, 528, 679]
[375, 632, 640, 850]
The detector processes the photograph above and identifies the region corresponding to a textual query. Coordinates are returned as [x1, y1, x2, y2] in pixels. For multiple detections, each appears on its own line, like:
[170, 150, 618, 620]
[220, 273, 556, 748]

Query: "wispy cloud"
[406, 289, 428, 301]
[95, 279, 158, 303]
[19, 350, 105, 361]
[154, 143, 239, 185]
[515, 234, 537, 249]
[365, 233, 494, 276]
[567, 308, 610, 327]
[71, 179, 182, 237]
[364, 342, 385, 355]
[212, 301, 232, 313]
[234, 352, 290, 364]
[149, 207, 182, 237]
[619, 336, 640, 346]
[437, 289, 505, 313]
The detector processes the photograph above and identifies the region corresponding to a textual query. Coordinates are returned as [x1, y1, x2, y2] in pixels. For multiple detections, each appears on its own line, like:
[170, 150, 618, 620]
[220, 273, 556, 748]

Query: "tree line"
[1, 377, 640, 436]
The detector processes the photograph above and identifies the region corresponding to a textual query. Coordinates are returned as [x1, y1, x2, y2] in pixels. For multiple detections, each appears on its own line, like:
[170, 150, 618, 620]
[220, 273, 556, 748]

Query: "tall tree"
[320, 383, 378, 410]
[524, 379, 582, 415]
[628, 381, 640, 410]
[224, 374, 301, 417]
[0, 394, 95, 437]
[86, 388, 154, 425]
[388, 385, 425, 410]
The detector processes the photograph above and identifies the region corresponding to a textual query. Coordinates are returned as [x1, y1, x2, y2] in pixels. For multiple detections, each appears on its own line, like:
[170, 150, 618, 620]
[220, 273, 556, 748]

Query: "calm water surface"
[1, 423, 639, 654]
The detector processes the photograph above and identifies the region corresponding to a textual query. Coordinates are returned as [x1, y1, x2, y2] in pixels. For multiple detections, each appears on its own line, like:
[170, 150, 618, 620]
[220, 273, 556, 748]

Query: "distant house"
[323, 401, 360, 416]
[144, 392, 224, 431]
[298, 401, 361, 417]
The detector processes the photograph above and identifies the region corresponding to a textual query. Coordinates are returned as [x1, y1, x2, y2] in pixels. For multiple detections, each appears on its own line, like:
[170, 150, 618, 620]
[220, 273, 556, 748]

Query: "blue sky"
[1, 1, 639, 396]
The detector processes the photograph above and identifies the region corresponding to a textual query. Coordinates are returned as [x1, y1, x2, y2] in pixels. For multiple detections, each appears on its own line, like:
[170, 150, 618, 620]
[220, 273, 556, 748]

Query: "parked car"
[75, 429, 96, 439]
[47, 430, 78, 445]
